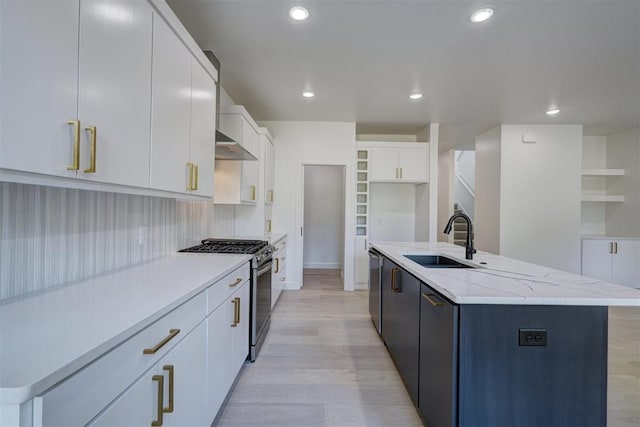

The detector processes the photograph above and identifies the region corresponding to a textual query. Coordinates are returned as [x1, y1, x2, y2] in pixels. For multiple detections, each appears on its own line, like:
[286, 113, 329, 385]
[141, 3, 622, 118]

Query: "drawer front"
[39, 292, 206, 426]
[207, 263, 251, 315]
[273, 239, 287, 255]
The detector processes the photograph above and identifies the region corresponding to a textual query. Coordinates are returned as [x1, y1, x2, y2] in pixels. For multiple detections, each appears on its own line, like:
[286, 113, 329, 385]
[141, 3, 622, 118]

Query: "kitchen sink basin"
[404, 254, 476, 268]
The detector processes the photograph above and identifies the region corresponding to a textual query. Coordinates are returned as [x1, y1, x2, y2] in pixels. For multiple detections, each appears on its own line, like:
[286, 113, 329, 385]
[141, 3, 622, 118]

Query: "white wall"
[606, 128, 640, 237]
[474, 126, 502, 254]
[370, 183, 415, 241]
[414, 183, 430, 241]
[438, 149, 455, 242]
[500, 125, 583, 273]
[581, 136, 608, 235]
[258, 121, 356, 290]
[303, 165, 345, 268]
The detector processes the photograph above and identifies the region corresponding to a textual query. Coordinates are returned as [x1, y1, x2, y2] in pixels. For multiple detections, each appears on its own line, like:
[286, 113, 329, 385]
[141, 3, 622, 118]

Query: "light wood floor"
[214, 269, 640, 426]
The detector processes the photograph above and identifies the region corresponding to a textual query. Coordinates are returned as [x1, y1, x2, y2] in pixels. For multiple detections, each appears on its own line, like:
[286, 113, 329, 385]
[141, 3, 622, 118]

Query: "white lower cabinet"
[90, 322, 206, 426]
[206, 280, 250, 421]
[354, 236, 369, 287]
[33, 263, 250, 427]
[582, 238, 640, 288]
[272, 238, 288, 308]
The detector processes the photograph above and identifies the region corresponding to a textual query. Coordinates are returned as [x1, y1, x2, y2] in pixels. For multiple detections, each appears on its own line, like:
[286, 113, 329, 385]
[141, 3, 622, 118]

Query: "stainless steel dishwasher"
[368, 250, 382, 334]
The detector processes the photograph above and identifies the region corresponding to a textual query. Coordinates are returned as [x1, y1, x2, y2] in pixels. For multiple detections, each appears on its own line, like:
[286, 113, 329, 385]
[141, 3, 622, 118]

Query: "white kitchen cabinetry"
[369, 144, 429, 183]
[264, 131, 276, 205]
[272, 236, 288, 307]
[77, 0, 153, 187]
[215, 106, 261, 204]
[149, 14, 216, 197]
[90, 322, 206, 427]
[354, 236, 369, 285]
[1, 0, 218, 199]
[0, 0, 80, 179]
[582, 238, 640, 288]
[206, 279, 250, 421]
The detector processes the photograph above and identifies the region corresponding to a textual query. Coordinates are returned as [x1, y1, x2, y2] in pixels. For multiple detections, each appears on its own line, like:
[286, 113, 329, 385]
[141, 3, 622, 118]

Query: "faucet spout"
[443, 212, 476, 260]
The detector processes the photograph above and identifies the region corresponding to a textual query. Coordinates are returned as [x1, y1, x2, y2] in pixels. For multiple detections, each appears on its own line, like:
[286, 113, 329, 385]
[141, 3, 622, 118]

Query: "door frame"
[296, 160, 354, 291]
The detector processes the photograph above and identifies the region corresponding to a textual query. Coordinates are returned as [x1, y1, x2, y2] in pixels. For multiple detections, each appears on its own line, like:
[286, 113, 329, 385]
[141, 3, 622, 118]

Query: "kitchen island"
[370, 242, 639, 427]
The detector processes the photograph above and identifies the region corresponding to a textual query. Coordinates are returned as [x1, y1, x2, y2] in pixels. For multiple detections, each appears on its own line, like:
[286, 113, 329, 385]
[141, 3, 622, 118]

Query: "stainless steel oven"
[179, 239, 272, 361]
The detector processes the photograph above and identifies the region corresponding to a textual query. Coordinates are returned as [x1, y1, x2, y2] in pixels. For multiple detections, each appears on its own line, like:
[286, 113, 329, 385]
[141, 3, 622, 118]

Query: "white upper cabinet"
[77, 0, 153, 187]
[263, 132, 275, 204]
[0, 0, 80, 178]
[150, 14, 192, 194]
[215, 107, 261, 204]
[188, 60, 216, 198]
[369, 145, 429, 183]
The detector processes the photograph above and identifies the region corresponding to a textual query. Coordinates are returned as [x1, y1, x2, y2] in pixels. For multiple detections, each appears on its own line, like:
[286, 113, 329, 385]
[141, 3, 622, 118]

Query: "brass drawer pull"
[391, 268, 399, 292]
[228, 278, 242, 287]
[186, 162, 194, 190]
[163, 365, 174, 413]
[193, 164, 199, 190]
[230, 298, 239, 327]
[251, 185, 256, 200]
[84, 125, 96, 173]
[152, 375, 164, 426]
[422, 293, 445, 307]
[274, 258, 280, 274]
[143, 329, 180, 354]
[67, 119, 80, 170]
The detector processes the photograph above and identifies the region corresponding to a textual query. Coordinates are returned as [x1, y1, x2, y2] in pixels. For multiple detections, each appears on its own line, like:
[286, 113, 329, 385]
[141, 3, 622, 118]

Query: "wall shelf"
[581, 169, 624, 176]
[581, 194, 625, 202]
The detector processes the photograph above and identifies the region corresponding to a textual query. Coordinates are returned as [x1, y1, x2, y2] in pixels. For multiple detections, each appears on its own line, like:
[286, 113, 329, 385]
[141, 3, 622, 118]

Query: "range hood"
[204, 50, 257, 161]
[215, 131, 257, 161]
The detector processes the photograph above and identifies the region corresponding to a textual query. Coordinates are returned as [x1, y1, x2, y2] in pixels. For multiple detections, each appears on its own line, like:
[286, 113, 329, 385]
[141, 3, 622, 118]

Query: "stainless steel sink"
[404, 254, 476, 268]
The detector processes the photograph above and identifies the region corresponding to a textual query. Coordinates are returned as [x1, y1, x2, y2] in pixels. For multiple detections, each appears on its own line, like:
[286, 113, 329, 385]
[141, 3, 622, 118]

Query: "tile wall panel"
[0, 182, 218, 301]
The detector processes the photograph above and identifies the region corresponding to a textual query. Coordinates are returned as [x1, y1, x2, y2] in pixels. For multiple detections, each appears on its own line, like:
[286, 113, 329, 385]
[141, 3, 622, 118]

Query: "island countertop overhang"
[371, 242, 640, 306]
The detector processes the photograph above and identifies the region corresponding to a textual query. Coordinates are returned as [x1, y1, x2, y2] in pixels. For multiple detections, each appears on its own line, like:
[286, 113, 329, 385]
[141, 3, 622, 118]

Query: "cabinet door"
[77, 0, 152, 186]
[240, 120, 260, 203]
[393, 269, 420, 406]
[369, 148, 398, 181]
[380, 257, 398, 345]
[206, 298, 233, 422]
[231, 282, 250, 375]
[264, 137, 275, 204]
[354, 236, 369, 285]
[612, 240, 640, 288]
[0, 0, 79, 178]
[149, 14, 191, 193]
[189, 60, 216, 197]
[581, 239, 612, 282]
[398, 148, 428, 181]
[419, 284, 458, 427]
[160, 322, 207, 426]
[89, 369, 155, 427]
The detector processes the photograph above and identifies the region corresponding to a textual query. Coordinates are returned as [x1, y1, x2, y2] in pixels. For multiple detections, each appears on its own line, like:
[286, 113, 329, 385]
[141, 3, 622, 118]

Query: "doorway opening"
[302, 165, 346, 290]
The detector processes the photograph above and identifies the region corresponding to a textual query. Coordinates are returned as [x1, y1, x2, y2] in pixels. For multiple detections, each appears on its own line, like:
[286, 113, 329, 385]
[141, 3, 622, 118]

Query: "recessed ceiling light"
[546, 108, 560, 116]
[289, 6, 309, 21]
[302, 91, 315, 98]
[409, 93, 423, 100]
[470, 7, 494, 23]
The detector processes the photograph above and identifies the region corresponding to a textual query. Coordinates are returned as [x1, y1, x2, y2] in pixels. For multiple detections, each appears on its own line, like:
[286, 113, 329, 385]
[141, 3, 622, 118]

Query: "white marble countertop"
[371, 242, 640, 306]
[0, 253, 251, 404]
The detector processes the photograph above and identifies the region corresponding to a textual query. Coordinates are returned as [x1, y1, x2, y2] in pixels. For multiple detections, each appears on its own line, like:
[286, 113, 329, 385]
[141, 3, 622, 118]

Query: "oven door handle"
[257, 261, 273, 276]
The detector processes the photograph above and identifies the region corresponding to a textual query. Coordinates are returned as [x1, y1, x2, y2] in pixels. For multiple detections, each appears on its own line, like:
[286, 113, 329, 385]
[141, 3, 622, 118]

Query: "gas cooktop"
[179, 238, 268, 254]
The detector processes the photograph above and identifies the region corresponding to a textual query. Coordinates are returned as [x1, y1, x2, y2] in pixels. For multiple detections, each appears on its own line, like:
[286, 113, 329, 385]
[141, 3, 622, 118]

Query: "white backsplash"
[0, 182, 224, 301]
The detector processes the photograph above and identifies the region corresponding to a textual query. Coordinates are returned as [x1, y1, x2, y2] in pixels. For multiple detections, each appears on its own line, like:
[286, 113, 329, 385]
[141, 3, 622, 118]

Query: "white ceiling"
[167, 0, 640, 150]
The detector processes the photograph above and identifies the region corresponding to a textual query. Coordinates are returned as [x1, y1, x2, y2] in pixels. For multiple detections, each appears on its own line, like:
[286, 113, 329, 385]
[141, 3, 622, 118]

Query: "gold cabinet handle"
[162, 365, 174, 413]
[391, 268, 399, 292]
[230, 298, 239, 327]
[609, 242, 613, 254]
[274, 258, 280, 274]
[251, 185, 256, 201]
[235, 297, 241, 324]
[400, 167, 403, 179]
[84, 125, 96, 173]
[228, 277, 242, 288]
[193, 164, 199, 190]
[269, 190, 274, 202]
[152, 375, 164, 426]
[614, 242, 618, 254]
[186, 162, 194, 190]
[143, 329, 180, 354]
[67, 120, 80, 170]
[422, 293, 445, 307]
[267, 220, 272, 232]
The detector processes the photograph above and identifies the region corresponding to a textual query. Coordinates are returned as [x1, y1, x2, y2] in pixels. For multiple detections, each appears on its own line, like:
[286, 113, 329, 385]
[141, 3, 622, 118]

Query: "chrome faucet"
[443, 212, 476, 260]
